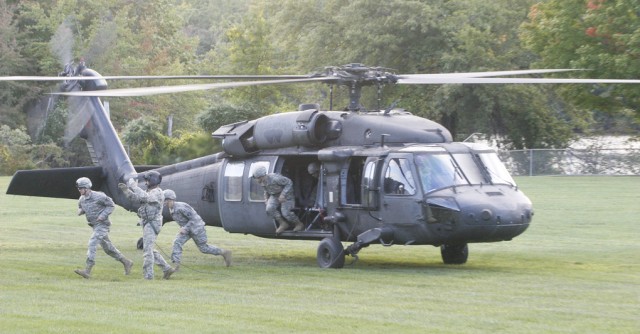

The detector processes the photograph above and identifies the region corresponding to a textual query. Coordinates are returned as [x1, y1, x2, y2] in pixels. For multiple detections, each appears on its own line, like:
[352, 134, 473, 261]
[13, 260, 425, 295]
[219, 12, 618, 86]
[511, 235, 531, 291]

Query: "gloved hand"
[77, 209, 84, 216]
[118, 183, 128, 192]
[127, 178, 137, 187]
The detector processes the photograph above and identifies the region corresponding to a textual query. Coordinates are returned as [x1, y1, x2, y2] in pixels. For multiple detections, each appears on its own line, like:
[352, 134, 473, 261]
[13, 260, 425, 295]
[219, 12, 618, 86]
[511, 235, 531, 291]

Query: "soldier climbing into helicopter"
[252, 166, 304, 235]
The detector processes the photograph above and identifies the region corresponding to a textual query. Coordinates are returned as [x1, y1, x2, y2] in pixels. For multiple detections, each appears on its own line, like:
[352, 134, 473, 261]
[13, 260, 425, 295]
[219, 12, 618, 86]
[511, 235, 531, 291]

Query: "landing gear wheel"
[317, 237, 345, 268]
[441, 243, 468, 264]
[137, 237, 144, 250]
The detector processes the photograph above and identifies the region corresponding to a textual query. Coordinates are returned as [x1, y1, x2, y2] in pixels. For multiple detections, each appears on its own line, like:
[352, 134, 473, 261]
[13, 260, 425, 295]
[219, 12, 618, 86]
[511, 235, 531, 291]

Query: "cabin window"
[224, 161, 245, 201]
[249, 161, 270, 201]
[383, 158, 416, 195]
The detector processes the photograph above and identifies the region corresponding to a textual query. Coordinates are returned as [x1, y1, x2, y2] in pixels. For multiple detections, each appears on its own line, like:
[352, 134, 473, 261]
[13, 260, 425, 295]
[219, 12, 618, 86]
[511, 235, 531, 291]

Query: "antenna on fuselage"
[380, 134, 390, 147]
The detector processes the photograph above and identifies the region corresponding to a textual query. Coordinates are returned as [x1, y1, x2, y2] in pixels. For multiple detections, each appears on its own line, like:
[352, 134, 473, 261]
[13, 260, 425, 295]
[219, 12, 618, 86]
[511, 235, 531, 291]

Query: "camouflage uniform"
[259, 173, 304, 233]
[121, 184, 172, 279]
[77, 190, 132, 277]
[169, 201, 230, 266]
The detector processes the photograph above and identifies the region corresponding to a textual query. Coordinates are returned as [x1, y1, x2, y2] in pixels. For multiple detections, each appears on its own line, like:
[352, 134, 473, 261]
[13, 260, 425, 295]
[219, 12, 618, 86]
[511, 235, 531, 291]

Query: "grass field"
[0, 176, 638, 333]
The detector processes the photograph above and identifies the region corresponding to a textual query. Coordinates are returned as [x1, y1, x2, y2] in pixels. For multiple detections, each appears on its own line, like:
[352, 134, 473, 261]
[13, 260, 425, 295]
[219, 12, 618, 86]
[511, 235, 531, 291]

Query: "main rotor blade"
[398, 77, 640, 85]
[0, 74, 308, 81]
[399, 69, 581, 79]
[54, 77, 333, 97]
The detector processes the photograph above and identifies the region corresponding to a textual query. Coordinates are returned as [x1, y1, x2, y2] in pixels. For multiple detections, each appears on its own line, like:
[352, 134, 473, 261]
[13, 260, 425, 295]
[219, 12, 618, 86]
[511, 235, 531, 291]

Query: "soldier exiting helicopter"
[252, 166, 304, 235]
[74, 177, 133, 279]
[118, 171, 176, 280]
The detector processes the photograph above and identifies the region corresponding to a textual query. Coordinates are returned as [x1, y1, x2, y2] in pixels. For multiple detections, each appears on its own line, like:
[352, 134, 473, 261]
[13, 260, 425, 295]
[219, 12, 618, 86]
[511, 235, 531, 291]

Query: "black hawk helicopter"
[4, 63, 640, 268]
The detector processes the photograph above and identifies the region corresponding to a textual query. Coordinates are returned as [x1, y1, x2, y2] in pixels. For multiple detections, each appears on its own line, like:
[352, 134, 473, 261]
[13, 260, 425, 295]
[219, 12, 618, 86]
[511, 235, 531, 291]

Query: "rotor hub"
[311, 64, 399, 111]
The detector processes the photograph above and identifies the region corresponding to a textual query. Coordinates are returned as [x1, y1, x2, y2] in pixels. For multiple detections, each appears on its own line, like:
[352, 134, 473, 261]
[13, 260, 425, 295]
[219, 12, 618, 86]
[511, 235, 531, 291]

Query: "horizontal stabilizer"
[6, 165, 161, 200]
[6, 167, 104, 200]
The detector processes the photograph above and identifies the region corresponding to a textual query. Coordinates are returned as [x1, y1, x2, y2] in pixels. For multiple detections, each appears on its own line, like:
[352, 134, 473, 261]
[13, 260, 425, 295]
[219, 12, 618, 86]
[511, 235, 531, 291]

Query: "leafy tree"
[1, 0, 211, 169]
[182, 0, 252, 55]
[0, 125, 34, 174]
[121, 117, 164, 164]
[256, 0, 576, 148]
[158, 131, 219, 164]
[521, 0, 640, 122]
[121, 116, 217, 165]
[0, 0, 35, 129]
[197, 102, 263, 134]
[201, 5, 297, 114]
[11, 0, 205, 130]
[0, 124, 73, 174]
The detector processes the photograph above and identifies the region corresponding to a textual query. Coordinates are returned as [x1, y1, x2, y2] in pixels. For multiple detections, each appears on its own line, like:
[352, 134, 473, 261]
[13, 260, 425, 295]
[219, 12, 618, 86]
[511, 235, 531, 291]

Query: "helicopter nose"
[454, 186, 533, 241]
[480, 209, 492, 221]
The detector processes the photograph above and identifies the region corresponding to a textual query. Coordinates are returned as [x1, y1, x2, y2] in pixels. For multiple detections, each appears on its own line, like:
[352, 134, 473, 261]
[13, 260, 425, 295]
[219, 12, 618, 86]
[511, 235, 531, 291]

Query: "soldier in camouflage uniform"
[252, 166, 304, 235]
[74, 177, 133, 279]
[118, 171, 176, 280]
[163, 189, 232, 271]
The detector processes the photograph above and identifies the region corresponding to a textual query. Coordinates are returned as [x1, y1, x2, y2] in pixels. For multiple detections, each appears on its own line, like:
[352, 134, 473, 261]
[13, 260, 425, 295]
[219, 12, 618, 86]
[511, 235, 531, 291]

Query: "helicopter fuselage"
[152, 108, 533, 267]
[158, 141, 532, 247]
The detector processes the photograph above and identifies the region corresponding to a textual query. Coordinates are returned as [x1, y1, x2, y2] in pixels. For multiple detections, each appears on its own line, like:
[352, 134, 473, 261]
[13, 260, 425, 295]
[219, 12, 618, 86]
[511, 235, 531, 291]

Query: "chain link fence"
[499, 149, 640, 176]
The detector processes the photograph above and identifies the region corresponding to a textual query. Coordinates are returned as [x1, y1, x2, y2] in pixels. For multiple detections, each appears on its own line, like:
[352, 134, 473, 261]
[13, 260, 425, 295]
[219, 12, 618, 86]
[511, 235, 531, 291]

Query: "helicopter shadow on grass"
[245, 250, 510, 275]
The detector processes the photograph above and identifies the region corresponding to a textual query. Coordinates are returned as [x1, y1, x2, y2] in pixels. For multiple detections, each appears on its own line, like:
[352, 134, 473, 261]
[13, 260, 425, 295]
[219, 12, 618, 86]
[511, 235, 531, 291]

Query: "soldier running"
[74, 177, 133, 279]
[118, 171, 176, 280]
[163, 189, 232, 271]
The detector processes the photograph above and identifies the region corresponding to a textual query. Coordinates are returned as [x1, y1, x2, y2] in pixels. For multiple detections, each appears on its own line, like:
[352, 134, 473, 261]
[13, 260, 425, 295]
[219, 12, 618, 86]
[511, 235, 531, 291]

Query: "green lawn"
[1, 176, 638, 333]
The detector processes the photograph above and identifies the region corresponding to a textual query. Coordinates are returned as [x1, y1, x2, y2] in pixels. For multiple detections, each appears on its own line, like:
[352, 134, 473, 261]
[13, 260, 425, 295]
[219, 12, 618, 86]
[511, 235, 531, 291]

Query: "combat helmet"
[76, 177, 92, 189]
[144, 171, 162, 188]
[163, 189, 176, 200]
[252, 166, 267, 178]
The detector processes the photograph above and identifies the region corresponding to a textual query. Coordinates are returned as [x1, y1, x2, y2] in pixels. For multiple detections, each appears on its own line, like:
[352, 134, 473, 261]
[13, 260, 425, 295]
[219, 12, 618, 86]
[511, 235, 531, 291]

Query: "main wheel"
[440, 243, 468, 264]
[317, 237, 345, 268]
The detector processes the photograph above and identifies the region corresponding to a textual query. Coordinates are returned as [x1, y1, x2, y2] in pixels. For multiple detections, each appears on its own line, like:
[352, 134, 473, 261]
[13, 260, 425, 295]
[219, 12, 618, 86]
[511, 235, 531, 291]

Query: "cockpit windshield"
[414, 153, 467, 192]
[477, 152, 516, 185]
[414, 149, 516, 192]
[451, 153, 485, 185]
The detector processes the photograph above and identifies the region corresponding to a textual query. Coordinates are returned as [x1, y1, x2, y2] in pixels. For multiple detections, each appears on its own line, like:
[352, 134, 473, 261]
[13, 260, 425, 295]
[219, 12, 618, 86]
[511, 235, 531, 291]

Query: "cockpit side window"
[383, 158, 416, 195]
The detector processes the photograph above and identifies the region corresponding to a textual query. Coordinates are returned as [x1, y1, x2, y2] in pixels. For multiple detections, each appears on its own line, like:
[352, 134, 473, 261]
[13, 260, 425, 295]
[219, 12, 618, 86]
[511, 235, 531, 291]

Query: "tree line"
[1, 0, 638, 175]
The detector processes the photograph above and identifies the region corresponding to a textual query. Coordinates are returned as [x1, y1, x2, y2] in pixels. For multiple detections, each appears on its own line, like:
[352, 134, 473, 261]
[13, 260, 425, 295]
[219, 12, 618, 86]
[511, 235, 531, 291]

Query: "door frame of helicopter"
[217, 154, 333, 239]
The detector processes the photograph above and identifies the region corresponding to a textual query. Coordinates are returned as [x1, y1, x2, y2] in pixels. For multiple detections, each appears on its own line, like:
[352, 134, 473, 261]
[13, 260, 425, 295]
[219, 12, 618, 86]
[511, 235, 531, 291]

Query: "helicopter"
[4, 63, 640, 268]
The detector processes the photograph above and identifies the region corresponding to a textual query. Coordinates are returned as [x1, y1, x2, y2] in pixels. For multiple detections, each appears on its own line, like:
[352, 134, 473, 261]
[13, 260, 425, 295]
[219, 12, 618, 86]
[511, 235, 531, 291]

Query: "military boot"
[163, 266, 176, 280]
[120, 257, 133, 275]
[221, 249, 232, 267]
[74, 265, 92, 279]
[292, 219, 305, 232]
[275, 218, 290, 235]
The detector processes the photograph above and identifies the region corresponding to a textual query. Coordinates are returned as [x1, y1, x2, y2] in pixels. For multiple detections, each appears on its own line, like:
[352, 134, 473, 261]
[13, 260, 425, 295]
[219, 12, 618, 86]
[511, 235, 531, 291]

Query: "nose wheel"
[317, 237, 345, 268]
